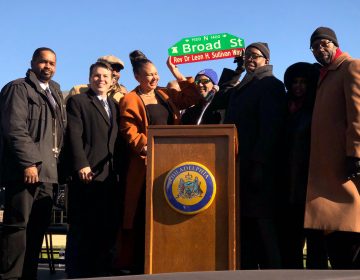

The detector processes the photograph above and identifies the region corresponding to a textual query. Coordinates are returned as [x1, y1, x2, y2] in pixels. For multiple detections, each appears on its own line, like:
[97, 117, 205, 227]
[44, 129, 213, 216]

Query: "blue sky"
[1, 0, 359, 91]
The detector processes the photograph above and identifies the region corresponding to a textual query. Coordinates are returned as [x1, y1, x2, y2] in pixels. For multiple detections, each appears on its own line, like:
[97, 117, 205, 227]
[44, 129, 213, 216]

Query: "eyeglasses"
[195, 78, 211, 85]
[245, 53, 264, 60]
[310, 40, 332, 52]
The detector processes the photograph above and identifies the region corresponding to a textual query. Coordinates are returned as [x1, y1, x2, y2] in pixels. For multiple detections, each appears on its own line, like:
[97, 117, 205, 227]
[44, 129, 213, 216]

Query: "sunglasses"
[195, 78, 211, 85]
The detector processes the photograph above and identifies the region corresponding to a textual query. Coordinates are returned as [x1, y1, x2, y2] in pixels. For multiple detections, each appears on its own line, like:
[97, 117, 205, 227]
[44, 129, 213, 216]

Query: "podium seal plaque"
[164, 162, 216, 215]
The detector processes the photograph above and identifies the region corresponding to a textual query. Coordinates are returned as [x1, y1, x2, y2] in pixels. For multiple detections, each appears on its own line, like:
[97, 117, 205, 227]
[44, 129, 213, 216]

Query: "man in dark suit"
[0, 47, 66, 280]
[65, 61, 121, 277]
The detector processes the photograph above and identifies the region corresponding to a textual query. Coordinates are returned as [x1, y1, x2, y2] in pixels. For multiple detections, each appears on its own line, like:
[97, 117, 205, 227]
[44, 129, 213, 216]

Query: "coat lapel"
[156, 88, 180, 123]
[108, 99, 118, 142]
[49, 84, 62, 107]
[318, 53, 349, 87]
[108, 98, 117, 127]
[88, 91, 111, 126]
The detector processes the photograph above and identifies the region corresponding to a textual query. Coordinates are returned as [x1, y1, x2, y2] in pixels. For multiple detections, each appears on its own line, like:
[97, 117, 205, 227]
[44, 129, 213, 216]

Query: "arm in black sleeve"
[1, 83, 42, 168]
[251, 79, 287, 164]
[66, 97, 89, 172]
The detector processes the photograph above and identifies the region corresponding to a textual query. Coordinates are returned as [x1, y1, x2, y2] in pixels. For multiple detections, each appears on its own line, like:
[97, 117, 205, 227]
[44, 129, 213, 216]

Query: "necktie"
[100, 99, 111, 118]
[45, 87, 57, 109]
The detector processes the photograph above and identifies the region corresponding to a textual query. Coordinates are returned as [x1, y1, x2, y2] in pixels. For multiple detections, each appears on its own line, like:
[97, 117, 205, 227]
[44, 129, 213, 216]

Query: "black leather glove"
[233, 49, 245, 74]
[346, 156, 360, 180]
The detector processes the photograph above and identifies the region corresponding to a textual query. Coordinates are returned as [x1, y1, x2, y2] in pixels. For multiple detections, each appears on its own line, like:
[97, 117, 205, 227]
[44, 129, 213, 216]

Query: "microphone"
[212, 85, 220, 93]
[197, 85, 220, 125]
[205, 85, 219, 102]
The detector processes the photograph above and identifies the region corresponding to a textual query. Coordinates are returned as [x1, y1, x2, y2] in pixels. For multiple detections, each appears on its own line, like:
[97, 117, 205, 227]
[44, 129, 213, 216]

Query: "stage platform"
[38, 269, 360, 280]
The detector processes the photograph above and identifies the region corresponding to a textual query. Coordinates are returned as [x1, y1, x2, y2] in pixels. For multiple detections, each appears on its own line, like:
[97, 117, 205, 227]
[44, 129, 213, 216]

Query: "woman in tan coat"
[114, 51, 202, 274]
[305, 27, 360, 269]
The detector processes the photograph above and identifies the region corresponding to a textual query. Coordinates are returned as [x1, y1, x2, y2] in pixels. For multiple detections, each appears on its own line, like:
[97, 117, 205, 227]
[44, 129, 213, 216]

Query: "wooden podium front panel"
[146, 125, 237, 274]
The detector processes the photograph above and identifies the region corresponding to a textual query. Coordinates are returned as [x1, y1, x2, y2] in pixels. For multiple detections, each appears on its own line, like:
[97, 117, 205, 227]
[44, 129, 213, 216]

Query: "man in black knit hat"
[304, 26, 360, 269]
[217, 42, 287, 269]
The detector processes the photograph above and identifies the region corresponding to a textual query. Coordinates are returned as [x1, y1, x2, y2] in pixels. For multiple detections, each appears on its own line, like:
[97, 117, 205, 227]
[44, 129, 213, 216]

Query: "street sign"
[168, 33, 245, 64]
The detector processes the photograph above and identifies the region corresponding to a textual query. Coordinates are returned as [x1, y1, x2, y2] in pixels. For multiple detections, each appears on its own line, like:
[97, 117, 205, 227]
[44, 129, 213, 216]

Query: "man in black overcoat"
[222, 42, 287, 269]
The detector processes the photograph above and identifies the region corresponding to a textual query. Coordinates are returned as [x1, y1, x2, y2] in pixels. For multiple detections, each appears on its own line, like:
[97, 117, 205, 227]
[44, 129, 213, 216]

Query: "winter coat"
[65, 90, 120, 181]
[119, 79, 200, 229]
[285, 106, 313, 206]
[0, 70, 66, 184]
[181, 92, 222, 125]
[224, 65, 287, 217]
[305, 53, 360, 232]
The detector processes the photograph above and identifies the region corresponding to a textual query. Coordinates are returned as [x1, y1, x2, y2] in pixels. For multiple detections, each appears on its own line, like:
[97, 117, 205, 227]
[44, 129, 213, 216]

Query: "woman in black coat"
[279, 62, 328, 269]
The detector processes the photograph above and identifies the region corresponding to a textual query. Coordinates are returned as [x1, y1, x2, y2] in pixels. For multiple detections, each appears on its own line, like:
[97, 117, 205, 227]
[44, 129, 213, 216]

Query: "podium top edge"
[148, 124, 236, 129]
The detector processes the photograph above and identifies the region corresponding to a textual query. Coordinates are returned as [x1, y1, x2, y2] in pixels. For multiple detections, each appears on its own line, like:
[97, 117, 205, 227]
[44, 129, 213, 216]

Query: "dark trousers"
[306, 229, 328, 269]
[326, 231, 360, 269]
[278, 205, 305, 269]
[0, 182, 54, 280]
[278, 204, 329, 269]
[65, 177, 120, 278]
[113, 187, 145, 275]
[113, 226, 145, 275]
[240, 217, 282, 269]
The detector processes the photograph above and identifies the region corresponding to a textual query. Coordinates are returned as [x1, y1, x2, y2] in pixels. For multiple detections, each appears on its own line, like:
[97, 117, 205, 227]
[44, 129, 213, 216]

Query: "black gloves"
[233, 50, 245, 74]
[346, 157, 360, 180]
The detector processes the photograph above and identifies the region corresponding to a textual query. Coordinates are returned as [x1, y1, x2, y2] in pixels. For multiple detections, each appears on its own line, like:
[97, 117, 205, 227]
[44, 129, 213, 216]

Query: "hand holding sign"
[234, 49, 246, 74]
[166, 56, 186, 81]
[168, 33, 245, 65]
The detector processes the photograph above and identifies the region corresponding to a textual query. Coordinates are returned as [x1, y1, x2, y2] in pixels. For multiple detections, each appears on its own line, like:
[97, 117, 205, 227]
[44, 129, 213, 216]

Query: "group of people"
[0, 26, 359, 279]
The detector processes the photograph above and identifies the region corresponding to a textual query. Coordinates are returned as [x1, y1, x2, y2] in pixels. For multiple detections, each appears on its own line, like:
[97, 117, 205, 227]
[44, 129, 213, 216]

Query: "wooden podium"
[145, 125, 238, 274]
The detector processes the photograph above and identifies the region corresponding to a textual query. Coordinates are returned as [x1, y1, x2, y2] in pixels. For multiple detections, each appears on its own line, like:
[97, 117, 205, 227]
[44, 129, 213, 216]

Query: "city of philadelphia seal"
[164, 162, 216, 215]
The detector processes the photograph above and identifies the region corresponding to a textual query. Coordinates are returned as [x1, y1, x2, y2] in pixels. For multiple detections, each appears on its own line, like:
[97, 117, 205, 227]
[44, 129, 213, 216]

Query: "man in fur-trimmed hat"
[305, 26, 360, 269]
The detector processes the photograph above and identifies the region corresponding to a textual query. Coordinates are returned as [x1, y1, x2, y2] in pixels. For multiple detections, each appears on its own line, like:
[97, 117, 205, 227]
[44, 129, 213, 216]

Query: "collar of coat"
[327, 51, 349, 71]
[135, 86, 169, 103]
[133, 86, 180, 125]
[25, 69, 60, 94]
[318, 52, 350, 83]
[238, 64, 274, 89]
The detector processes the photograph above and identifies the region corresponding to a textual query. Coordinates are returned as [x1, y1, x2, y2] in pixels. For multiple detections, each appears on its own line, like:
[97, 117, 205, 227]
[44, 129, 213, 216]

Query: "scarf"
[319, 48, 343, 80]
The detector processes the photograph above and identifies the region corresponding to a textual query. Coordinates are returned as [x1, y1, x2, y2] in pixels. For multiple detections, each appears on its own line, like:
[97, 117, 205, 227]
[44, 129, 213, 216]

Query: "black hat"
[310, 27, 339, 47]
[246, 42, 270, 59]
[284, 62, 319, 91]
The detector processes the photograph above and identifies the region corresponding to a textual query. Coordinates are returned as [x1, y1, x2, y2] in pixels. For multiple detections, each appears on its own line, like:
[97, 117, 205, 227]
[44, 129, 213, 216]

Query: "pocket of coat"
[29, 103, 46, 121]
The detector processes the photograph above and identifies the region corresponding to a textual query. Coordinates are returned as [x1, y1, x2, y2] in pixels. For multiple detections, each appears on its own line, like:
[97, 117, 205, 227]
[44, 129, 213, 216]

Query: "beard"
[315, 50, 335, 66]
[36, 69, 54, 82]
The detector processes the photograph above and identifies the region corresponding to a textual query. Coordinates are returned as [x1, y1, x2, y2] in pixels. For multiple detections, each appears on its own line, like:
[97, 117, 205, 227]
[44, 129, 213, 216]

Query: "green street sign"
[168, 33, 245, 64]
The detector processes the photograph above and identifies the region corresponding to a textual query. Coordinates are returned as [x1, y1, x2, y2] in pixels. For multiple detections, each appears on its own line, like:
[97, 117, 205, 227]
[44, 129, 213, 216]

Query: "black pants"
[278, 205, 328, 269]
[326, 231, 360, 269]
[306, 229, 328, 269]
[278, 204, 305, 269]
[112, 185, 145, 275]
[65, 177, 120, 278]
[240, 217, 282, 269]
[0, 182, 54, 280]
